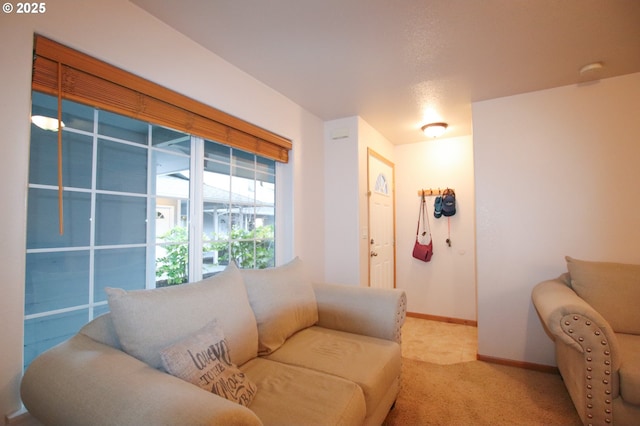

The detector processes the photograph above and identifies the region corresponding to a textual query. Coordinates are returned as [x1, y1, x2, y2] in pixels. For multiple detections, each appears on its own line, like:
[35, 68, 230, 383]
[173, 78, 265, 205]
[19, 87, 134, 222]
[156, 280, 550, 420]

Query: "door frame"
[367, 148, 396, 288]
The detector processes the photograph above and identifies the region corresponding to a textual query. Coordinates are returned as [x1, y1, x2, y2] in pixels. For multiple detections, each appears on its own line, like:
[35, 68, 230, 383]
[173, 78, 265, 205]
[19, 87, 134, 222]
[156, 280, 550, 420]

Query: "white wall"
[0, 0, 325, 416]
[324, 117, 361, 285]
[473, 73, 640, 366]
[395, 136, 477, 321]
[324, 117, 395, 287]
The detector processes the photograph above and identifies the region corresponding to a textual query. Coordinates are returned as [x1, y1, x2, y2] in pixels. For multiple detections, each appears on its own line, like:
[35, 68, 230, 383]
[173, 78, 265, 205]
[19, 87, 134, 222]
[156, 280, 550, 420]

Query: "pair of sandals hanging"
[433, 188, 456, 218]
[433, 188, 456, 247]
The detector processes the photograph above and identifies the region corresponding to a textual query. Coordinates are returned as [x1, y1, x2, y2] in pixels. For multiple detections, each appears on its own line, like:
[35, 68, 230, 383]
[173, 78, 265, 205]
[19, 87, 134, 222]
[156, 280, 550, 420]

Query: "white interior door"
[368, 149, 395, 289]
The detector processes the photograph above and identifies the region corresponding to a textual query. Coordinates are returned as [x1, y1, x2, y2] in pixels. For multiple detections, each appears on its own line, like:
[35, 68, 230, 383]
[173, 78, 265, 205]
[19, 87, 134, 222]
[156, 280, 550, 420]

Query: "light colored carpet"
[384, 358, 582, 426]
[401, 317, 477, 365]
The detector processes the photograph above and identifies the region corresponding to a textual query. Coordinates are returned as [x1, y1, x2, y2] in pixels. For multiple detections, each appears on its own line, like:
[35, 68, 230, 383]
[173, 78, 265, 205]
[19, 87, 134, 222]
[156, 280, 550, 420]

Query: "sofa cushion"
[241, 257, 318, 355]
[240, 357, 366, 425]
[263, 326, 401, 418]
[106, 263, 258, 369]
[617, 333, 640, 405]
[566, 256, 640, 334]
[160, 320, 257, 407]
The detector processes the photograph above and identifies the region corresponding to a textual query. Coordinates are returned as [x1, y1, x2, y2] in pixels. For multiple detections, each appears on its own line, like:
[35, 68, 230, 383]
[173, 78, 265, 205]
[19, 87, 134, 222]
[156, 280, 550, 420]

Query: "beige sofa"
[21, 258, 407, 426]
[532, 257, 640, 426]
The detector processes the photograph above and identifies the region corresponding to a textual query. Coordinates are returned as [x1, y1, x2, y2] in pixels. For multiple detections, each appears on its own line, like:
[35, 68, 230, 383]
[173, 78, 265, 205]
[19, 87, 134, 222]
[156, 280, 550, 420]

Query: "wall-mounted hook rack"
[417, 188, 454, 197]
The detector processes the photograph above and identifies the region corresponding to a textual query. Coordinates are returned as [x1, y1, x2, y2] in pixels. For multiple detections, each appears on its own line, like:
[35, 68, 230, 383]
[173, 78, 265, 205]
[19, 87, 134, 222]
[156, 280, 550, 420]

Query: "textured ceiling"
[131, 0, 640, 144]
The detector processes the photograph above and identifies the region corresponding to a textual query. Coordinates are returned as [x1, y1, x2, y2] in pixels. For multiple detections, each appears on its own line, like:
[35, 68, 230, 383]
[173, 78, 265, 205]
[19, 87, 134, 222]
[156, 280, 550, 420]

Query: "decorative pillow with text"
[160, 320, 257, 407]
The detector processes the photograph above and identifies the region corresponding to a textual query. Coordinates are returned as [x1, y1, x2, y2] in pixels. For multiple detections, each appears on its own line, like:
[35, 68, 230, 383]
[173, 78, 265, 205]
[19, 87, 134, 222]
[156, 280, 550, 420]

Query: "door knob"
[370, 251, 378, 257]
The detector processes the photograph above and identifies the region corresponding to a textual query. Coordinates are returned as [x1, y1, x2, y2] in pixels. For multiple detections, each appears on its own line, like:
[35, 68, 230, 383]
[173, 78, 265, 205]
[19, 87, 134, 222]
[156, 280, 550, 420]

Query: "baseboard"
[406, 312, 559, 374]
[407, 311, 477, 327]
[476, 354, 559, 374]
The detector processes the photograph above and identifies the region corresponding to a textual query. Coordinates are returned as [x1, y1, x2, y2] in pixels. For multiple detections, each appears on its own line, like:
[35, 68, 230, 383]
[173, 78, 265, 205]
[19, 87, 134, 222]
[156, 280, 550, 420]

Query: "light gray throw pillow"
[106, 262, 258, 369]
[241, 257, 318, 355]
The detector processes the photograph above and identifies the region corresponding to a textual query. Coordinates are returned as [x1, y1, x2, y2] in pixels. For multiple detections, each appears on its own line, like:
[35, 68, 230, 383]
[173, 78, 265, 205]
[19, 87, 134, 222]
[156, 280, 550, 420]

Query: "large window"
[24, 92, 276, 369]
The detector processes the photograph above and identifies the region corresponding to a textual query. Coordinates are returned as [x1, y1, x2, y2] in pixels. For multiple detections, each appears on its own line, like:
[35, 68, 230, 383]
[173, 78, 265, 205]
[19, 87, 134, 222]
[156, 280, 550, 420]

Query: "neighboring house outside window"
[24, 92, 276, 369]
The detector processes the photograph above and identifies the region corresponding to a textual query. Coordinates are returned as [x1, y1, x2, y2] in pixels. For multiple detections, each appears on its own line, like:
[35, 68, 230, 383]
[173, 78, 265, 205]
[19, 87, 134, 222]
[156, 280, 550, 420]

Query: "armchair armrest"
[312, 283, 407, 343]
[532, 277, 620, 366]
[21, 334, 262, 426]
[532, 276, 623, 425]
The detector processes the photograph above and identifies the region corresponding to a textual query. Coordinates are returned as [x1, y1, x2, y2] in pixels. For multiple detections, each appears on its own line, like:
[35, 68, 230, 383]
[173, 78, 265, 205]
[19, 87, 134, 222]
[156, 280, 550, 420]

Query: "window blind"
[31, 35, 292, 163]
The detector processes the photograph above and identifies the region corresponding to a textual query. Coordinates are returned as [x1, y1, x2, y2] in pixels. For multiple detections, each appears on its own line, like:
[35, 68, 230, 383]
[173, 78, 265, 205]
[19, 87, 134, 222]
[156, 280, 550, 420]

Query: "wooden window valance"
[31, 35, 292, 163]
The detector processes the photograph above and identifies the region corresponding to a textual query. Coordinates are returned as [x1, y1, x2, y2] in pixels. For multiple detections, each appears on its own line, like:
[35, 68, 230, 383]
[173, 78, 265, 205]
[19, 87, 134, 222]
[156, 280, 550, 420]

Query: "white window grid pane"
[25, 96, 277, 370]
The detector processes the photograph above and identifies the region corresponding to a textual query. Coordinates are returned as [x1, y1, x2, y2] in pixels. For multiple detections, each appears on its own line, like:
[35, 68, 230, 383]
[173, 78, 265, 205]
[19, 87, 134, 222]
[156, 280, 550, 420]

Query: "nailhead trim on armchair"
[561, 314, 614, 425]
[395, 292, 407, 344]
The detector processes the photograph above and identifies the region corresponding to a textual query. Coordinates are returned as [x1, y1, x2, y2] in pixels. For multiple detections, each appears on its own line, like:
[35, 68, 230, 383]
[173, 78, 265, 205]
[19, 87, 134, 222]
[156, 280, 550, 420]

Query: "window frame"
[24, 34, 285, 368]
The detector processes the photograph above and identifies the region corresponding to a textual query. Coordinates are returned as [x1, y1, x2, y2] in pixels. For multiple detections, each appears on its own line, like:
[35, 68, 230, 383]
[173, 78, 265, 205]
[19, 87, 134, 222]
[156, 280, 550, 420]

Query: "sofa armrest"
[312, 283, 407, 343]
[21, 333, 262, 426]
[532, 277, 621, 365]
[532, 277, 625, 425]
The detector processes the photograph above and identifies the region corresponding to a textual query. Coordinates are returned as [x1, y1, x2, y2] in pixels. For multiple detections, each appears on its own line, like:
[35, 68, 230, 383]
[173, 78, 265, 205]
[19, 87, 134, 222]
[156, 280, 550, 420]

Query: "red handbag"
[412, 194, 433, 262]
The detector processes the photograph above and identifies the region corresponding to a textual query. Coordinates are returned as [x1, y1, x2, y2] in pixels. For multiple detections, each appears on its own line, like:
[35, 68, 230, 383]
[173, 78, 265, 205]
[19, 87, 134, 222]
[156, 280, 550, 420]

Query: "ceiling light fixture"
[31, 115, 65, 131]
[421, 122, 448, 138]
